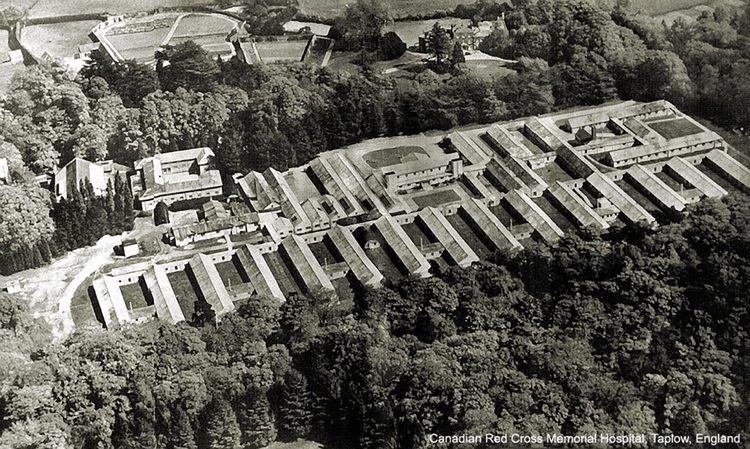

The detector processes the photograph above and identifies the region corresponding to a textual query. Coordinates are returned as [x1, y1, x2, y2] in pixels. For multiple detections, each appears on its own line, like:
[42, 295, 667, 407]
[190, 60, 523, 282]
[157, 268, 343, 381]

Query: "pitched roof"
[418, 207, 478, 268]
[328, 224, 383, 287]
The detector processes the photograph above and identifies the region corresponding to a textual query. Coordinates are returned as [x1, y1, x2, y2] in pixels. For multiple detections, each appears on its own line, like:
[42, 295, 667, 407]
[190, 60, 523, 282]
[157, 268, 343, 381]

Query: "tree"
[427, 22, 452, 67]
[115, 61, 160, 107]
[0, 184, 54, 274]
[450, 42, 466, 69]
[277, 369, 313, 440]
[335, 0, 392, 52]
[552, 49, 618, 107]
[202, 397, 241, 449]
[156, 41, 221, 92]
[192, 297, 216, 327]
[154, 201, 170, 226]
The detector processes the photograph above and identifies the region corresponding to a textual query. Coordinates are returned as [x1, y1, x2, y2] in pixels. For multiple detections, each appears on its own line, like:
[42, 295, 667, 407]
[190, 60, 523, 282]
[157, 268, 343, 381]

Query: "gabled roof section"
[504, 190, 564, 243]
[374, 214, 431, 277]
[281, 234, 334, 292]
[189, 253, 235, 317]
[586, 172, 656, 224]
[328, 225, 383, 287]
[419, 207, 479, 268]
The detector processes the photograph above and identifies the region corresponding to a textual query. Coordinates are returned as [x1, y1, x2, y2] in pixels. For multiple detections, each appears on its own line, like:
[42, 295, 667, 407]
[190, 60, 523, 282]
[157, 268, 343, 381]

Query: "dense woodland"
[0, 0, 749, 446]
[1, 194, 748, 448]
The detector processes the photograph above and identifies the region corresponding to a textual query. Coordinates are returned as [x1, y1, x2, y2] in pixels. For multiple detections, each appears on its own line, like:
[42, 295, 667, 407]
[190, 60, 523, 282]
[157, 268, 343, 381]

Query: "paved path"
[161, 13, 186, 46]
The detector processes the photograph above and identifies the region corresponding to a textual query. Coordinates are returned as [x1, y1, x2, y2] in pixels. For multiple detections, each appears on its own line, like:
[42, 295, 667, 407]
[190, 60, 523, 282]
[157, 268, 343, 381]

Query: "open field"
[298, 0, 481, 20]
[630, 0, 711, 15]
[21, 20, 100, 61]
[25, 0, 218, 19]
[636, 0, 745, 23]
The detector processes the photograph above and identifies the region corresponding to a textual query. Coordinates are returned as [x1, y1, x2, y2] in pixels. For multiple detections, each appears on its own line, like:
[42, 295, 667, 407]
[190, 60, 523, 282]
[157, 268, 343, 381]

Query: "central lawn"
[363, 145, 427, 168]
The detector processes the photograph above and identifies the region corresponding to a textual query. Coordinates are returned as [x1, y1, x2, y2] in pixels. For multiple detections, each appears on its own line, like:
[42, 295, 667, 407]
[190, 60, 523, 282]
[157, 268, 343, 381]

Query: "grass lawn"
[170, 13, 236, 38]
[255, 40, 308, 63]
[363, 145, 427, 168]
[697, 163, 741, 193]
[261, 440, 323, 449]
[354, 227, 405, 281]
[120, 280, 153, 310]
[491, 202, 523, 228]
[309, 240, 342, 266]
[534, 160, 575, 184]
[167, 269, 199, 321]
[648, 118, 704, 139]
[617, 179, 662, 213]
[215, 259, 246, 291]
[21, 21, 101, 61]
[298, 0, 482, 20]
[464, 60, 516, 78]
[69, 280, 101, 328]
[656, 170, 690, 192]
[107, 27, 171, 62]
[412, 188, 462, 208]
[402, 222, 437, 248]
